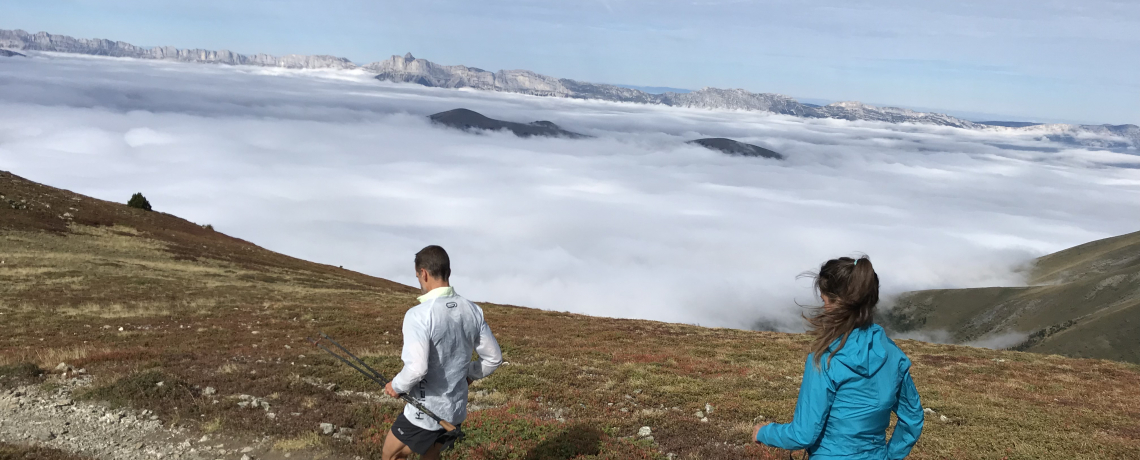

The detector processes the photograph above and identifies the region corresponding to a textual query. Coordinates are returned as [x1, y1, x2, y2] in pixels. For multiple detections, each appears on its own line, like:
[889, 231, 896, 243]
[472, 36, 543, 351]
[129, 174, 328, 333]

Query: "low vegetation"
[2, 170, 1139, 459]
[0, 443, 94, 460]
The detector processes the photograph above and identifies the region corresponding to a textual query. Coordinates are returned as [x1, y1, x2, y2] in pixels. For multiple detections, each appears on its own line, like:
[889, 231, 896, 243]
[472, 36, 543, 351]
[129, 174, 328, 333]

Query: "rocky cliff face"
[367, 54, 1140, 147]
[0, 29, 355, 70]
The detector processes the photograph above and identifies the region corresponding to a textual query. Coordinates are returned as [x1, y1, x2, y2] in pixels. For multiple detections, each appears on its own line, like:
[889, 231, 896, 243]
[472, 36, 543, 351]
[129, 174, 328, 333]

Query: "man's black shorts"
[391, 413, 462, 455]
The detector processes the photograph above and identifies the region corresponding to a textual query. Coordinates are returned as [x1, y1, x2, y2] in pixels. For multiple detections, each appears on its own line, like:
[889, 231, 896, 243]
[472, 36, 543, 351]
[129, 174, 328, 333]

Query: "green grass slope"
[885, 230, 1140, 364]
[3, 170, 1140, 459]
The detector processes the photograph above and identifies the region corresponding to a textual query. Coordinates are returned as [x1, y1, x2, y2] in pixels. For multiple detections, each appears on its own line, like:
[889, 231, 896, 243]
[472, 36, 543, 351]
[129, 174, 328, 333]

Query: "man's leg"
[382, 429, 414, 460]
[420, 442, 443, 460]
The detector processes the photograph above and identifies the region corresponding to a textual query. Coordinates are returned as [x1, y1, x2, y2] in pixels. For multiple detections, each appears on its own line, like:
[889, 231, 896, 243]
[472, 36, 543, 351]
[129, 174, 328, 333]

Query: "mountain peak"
[404, 52, 414, 61]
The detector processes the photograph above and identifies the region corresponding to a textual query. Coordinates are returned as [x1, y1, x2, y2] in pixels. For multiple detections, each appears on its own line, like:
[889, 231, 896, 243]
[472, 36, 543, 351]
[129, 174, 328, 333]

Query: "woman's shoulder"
[872, 325, 914, 369]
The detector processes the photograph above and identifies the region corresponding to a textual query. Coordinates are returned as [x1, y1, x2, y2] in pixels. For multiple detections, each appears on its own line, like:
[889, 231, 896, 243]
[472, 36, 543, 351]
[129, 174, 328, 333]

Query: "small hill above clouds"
[687, 138, 784, 159]
[4, 172, 1140, 459]
[885, 230, 1140, 363]
[0, 49, 25, 57]
[428, 108, 588, 138]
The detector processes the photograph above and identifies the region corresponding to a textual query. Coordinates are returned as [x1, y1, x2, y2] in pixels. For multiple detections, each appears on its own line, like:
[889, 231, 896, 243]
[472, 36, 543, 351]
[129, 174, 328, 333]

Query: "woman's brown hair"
[804, 255, 879, 368]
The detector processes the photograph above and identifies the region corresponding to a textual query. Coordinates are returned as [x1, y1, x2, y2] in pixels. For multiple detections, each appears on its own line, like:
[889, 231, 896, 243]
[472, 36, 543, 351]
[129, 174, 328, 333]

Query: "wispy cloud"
[1, 54, 1138, 330]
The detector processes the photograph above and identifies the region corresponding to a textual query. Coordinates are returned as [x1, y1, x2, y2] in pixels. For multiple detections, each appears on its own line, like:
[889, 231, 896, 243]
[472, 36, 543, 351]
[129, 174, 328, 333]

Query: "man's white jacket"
[391, 287, 503, 431]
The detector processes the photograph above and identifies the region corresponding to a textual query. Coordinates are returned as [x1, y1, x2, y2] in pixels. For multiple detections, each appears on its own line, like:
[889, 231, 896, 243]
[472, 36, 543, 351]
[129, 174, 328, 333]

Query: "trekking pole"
[306, 332, 465, 440]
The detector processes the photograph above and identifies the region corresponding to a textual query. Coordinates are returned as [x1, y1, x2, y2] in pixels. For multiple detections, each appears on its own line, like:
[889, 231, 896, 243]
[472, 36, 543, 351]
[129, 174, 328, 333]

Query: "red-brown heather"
[2, 169, 1139, 459]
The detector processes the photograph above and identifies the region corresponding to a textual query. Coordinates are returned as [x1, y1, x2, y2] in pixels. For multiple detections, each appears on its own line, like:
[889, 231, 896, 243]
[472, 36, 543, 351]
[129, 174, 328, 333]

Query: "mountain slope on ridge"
[2, 170, 1140, 459]
[885, 230, 1140, 363]
[3, 28, 1137, 150]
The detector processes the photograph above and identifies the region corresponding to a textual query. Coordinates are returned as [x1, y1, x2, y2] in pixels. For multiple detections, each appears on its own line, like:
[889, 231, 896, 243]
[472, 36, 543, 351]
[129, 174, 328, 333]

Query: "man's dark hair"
[415, 245, 451, 281]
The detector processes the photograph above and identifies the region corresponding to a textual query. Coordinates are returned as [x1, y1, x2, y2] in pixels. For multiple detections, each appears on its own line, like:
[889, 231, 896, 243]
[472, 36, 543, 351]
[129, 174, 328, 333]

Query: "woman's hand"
[752, 422, 771, 443]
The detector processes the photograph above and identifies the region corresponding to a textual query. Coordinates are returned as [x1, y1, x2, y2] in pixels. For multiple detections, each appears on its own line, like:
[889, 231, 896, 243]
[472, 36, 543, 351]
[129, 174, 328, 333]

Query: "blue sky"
[7, 0, 1138, 124]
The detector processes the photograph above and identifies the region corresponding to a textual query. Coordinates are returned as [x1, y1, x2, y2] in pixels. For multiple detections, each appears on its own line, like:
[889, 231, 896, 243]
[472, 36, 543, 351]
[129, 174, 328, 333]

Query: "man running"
[382, 245, 503, 460]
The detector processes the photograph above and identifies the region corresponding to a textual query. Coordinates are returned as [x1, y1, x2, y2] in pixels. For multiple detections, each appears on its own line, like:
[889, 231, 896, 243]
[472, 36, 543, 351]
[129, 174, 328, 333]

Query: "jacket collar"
[417, 286, 456, 303]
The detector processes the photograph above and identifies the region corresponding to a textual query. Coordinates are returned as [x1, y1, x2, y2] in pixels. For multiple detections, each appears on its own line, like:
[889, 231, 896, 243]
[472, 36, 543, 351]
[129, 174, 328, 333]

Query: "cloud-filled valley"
[2, 53, 1139, 332]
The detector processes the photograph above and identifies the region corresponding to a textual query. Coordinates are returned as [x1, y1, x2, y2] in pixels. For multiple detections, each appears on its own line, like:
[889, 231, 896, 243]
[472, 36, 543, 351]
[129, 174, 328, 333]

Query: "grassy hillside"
[2, 170, 1139, 459]
[885, 230, 1140, 364]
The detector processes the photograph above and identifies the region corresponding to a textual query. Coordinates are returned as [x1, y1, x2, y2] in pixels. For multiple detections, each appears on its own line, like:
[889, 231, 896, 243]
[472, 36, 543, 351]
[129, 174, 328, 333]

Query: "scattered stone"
[202, 386, 216, 396]
[637, 426, 652, 437]
[694, 410, 705, 418]
[241, 447, 254, 453]
[241, 455, 252, 460]
[940, 415, 951, 423]
[34, 429, 56, 441]
[320, 423, 336, 435]
[700, 417, 709, 423]
[705, 403, 714, 415]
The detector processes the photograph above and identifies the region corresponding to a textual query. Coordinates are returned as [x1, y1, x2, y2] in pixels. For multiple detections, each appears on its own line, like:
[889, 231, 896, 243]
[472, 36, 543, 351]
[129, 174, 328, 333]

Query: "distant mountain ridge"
[3, 28, 1137, 149]
[0, 29, 355, 70]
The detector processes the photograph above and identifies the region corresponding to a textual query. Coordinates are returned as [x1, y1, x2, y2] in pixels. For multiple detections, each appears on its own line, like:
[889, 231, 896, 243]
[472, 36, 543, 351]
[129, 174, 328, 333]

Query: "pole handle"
[439, 420, 457, 432]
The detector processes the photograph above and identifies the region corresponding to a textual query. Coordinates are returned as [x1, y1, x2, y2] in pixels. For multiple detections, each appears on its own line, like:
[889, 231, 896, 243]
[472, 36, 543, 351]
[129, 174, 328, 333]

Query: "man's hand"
[751, 422, 771, 443]
[384, 381, 399, 399]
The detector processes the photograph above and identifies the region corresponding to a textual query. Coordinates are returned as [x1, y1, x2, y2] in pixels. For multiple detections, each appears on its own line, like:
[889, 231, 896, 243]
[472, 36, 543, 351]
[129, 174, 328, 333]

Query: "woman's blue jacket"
[757, 324, 924, 459]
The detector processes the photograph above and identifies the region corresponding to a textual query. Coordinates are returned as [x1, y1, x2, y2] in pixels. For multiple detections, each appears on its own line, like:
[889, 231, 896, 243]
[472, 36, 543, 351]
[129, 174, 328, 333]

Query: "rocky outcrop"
[0, 29, 354, 69]
[688, 138, 783, 160]
[429, 108, 587, 138]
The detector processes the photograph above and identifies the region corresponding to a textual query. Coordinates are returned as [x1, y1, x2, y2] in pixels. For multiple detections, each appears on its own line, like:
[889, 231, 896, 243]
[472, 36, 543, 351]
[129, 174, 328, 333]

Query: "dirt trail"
[0, 379, 352, 460]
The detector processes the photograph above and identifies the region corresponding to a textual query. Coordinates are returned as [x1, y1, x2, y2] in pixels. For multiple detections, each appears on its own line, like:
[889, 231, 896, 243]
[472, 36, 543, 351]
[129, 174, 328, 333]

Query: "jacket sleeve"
[757, 355, 836, 450]
[887, 364, 924, 460]
[467, 315, 503, 381]
[391, 309, 430, 395]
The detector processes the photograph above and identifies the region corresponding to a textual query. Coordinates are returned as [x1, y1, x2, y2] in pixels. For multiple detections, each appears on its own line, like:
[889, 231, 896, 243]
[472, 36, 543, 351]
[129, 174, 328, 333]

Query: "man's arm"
[390, 310, 430, 395]
[467, 319, 502, 381]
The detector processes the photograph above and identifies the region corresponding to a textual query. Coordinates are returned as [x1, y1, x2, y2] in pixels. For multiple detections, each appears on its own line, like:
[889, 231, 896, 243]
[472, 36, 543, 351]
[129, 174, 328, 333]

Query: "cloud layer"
[2, 53, 1139, 331]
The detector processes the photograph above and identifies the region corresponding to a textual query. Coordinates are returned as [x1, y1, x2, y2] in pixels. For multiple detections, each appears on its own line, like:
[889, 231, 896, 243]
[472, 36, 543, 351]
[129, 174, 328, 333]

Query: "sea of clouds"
[2, 53, 1138, 335]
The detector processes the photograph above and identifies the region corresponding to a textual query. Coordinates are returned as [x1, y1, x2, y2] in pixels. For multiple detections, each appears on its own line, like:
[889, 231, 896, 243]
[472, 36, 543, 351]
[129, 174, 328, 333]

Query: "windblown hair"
[804, 256, 879, 368]
[415, 245, 451, 281]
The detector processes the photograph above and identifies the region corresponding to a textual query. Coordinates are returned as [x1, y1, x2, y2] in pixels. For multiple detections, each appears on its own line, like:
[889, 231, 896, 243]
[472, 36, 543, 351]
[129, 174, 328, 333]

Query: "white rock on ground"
[0, 380, 197, 459]
[637, 426, 651, 437]
[0, 380, 308, 460]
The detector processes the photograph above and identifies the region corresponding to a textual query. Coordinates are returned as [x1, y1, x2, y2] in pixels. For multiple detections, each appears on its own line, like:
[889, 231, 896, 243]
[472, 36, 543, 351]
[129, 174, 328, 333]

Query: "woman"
[753, 256, 923, 459]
